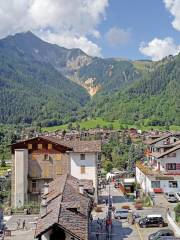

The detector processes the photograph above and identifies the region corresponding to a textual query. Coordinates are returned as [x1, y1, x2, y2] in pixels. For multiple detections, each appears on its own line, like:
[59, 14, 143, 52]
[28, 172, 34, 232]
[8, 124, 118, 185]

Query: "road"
[91, 183, 174, 240]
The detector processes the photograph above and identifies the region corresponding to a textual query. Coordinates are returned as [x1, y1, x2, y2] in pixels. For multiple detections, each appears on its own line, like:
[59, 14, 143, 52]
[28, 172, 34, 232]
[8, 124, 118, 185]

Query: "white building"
[136, 134, 180, 194]
[69, 141, 101, 202]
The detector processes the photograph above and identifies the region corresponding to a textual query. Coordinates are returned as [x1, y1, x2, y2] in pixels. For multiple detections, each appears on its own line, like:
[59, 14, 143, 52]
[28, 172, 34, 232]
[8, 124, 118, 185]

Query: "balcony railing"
[164, 170, 180, 175]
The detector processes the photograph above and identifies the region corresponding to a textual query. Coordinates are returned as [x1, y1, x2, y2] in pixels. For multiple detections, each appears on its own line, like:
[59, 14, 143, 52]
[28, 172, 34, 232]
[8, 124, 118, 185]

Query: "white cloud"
[163, 0, 180, 31]
[40, 31, 102, 57]
[139, 37, 180, 60]
[0, 0, 109, 56]
[105, 27, 131, 47]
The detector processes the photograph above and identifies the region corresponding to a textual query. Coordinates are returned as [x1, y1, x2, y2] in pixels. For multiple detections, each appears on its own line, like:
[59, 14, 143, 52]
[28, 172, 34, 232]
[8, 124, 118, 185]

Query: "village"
[0, 128, 179, 240]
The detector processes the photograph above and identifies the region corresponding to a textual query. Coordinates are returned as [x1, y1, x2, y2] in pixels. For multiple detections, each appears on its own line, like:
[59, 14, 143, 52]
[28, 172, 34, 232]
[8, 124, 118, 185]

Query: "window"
[169, 181, 178, 188]
[32, 180, 36, 189]
[43, 166, 50, 178]
[56, 165, 62, 175]
[31, 167, 37, 177]
[28, 144, 32, 150]
[31, 154, 36, 160]
[44, 154, 50, 161]
[80, 165, 85, 174]
[38, 144, 42, 150]
[151, 181, 160, 188]
[167, 152, 176, 157]
[55, 154, 62, 161]
[48, 144, 52, 150]
[166, 163, 176, 170]
[80, 154, 85, 160]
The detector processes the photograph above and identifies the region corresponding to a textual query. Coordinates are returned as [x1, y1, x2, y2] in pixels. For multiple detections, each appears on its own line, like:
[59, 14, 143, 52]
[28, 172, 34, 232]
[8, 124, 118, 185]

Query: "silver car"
[114, 209, 129, 219]
[164, 192, 178, 203]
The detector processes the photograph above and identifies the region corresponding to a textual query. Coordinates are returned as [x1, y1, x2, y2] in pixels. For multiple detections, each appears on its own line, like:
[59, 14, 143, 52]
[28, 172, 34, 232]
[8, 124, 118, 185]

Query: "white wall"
[159, 149, 180, 172]
[70, 152, 97, 187]
[136, 166, 158, 193]
[70, 152, 98, 202]
[14, 149, 28, 208]
[136, 166, 180, 193]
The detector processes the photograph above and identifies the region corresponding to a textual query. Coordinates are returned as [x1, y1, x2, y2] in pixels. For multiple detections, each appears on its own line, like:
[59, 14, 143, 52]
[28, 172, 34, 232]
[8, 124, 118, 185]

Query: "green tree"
[103, 161, 113, 173]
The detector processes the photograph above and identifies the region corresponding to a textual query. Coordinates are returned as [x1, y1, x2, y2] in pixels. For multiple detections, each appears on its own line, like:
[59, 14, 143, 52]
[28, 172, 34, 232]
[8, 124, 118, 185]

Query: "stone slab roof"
[35, 174, 92, 239]
[42, 136, 101, 153]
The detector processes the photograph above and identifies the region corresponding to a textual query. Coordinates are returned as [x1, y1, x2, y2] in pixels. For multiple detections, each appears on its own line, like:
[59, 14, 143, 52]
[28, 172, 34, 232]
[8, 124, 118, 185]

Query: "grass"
[42, 117, 180, 132]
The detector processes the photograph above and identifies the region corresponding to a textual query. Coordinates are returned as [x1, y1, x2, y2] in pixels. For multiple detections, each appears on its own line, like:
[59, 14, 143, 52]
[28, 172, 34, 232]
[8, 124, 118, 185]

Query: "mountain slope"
[3, 32, 144, 96]
[2, 31, 92, 77]
[85, 55, 180, 126]
[75, 58, 142, 95]
[0, 37, 90, 125]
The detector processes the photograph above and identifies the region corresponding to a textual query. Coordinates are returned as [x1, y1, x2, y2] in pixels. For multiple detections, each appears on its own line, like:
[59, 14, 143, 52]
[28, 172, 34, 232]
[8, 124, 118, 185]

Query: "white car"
[164, 192, 178, 202]
[175, 192, 180, 201]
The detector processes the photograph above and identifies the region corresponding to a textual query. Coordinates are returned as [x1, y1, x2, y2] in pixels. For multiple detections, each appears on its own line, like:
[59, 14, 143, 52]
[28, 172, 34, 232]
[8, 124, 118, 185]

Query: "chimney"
[79, 184, 84, 194]
[44, 183, 49, 195]
[40, 195, 47, 217]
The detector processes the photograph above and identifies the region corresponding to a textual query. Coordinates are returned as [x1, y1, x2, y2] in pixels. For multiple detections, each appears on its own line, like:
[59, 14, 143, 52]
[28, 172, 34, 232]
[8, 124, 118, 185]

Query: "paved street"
[91, 183, 175, 240]
[4, 215, 37, 240]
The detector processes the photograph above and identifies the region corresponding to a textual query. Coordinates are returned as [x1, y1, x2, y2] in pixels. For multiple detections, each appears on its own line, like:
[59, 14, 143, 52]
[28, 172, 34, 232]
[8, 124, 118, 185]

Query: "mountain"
[85, 54, 180, 126]
[0, 33, 90, 125]
[2, 31, 93, 77]
[75, 58, 142, 95]
[0, 32, 179, 127]
[3, 32, 143, 96]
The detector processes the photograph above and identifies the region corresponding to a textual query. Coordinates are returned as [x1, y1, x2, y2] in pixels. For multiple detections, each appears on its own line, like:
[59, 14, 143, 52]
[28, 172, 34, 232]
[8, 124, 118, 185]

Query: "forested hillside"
[84, 55, 180, 126]
[0, 32, 179, 128]
[0, 42, 89, 125]
[76, 58, 142, 94]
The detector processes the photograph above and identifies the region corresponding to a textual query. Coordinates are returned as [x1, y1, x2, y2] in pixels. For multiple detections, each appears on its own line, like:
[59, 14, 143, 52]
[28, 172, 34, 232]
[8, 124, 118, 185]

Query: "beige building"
[11, 136, 101, 208]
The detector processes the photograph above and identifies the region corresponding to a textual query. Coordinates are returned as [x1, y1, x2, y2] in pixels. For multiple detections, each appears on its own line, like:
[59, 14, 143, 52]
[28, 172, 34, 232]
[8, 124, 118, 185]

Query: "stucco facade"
[70, 152, 99, 202]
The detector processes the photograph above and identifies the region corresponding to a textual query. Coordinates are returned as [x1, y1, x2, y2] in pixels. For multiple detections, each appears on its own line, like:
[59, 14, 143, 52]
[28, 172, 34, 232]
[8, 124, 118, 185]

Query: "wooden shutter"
[80, 165, 85, 174]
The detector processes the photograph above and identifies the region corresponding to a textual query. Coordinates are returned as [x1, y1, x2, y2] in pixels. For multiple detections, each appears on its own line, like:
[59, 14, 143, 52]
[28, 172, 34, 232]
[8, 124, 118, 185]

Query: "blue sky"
[91, 0, 180, 59]
[0, 0, 179, 60]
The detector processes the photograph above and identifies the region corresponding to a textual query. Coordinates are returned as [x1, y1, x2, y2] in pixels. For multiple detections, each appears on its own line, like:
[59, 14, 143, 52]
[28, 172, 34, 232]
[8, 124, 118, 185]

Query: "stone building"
[11, 136, 101, 207]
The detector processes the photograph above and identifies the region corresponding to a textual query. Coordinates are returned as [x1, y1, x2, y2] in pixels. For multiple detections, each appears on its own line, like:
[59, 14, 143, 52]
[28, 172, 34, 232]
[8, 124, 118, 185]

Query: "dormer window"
[28, 143, 32, 150]
[80, 154, 85, 160]
[38, 144, 42, 150]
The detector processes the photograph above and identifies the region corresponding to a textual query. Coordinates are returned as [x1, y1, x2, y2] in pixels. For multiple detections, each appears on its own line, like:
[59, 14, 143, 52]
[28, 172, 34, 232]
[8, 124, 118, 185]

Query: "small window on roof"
[80, 154, 85, 160]
[48, 144, 52, 150]
[38, 144, 42, 150]
[28, 144, 32, 150]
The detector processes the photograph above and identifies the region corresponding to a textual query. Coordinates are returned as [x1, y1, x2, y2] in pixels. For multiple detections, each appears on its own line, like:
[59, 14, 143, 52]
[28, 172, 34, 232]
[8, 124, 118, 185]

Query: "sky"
[0, 0, 179, 60]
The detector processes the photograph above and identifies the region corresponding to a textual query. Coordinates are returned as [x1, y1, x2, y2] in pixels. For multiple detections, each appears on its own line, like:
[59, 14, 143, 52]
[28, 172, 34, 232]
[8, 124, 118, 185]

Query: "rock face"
[82, 78, 101, 96]
[66, 54, 92, 71]
[2, 31, 93, 77]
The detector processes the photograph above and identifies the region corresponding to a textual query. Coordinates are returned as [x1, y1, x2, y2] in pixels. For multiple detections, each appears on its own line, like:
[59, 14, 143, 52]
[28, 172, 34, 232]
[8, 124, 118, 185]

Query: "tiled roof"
[144, 133, 172, 145]
[41, 136, 102, 153]
[35, 174, 92, 239]
[156, 143, 180, 159]
[11, 136, 101, 153]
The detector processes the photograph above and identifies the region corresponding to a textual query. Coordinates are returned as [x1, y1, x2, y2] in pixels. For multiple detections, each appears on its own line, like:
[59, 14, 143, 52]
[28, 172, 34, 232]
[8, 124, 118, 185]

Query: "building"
[136, 133, 180, 194]
[11, 136, 101, 208]
[68, 140, 101, 202]
[35, 174, 93, 240]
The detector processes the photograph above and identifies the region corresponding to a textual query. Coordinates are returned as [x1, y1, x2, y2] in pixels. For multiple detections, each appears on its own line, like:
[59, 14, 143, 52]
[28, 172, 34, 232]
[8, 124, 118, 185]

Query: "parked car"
[148, 229, 174, 240]
[139, 214, 165, 228]
[174, 192, 180, 201]
[164, 192, 178, 203]
[114, 209, 129, 219]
